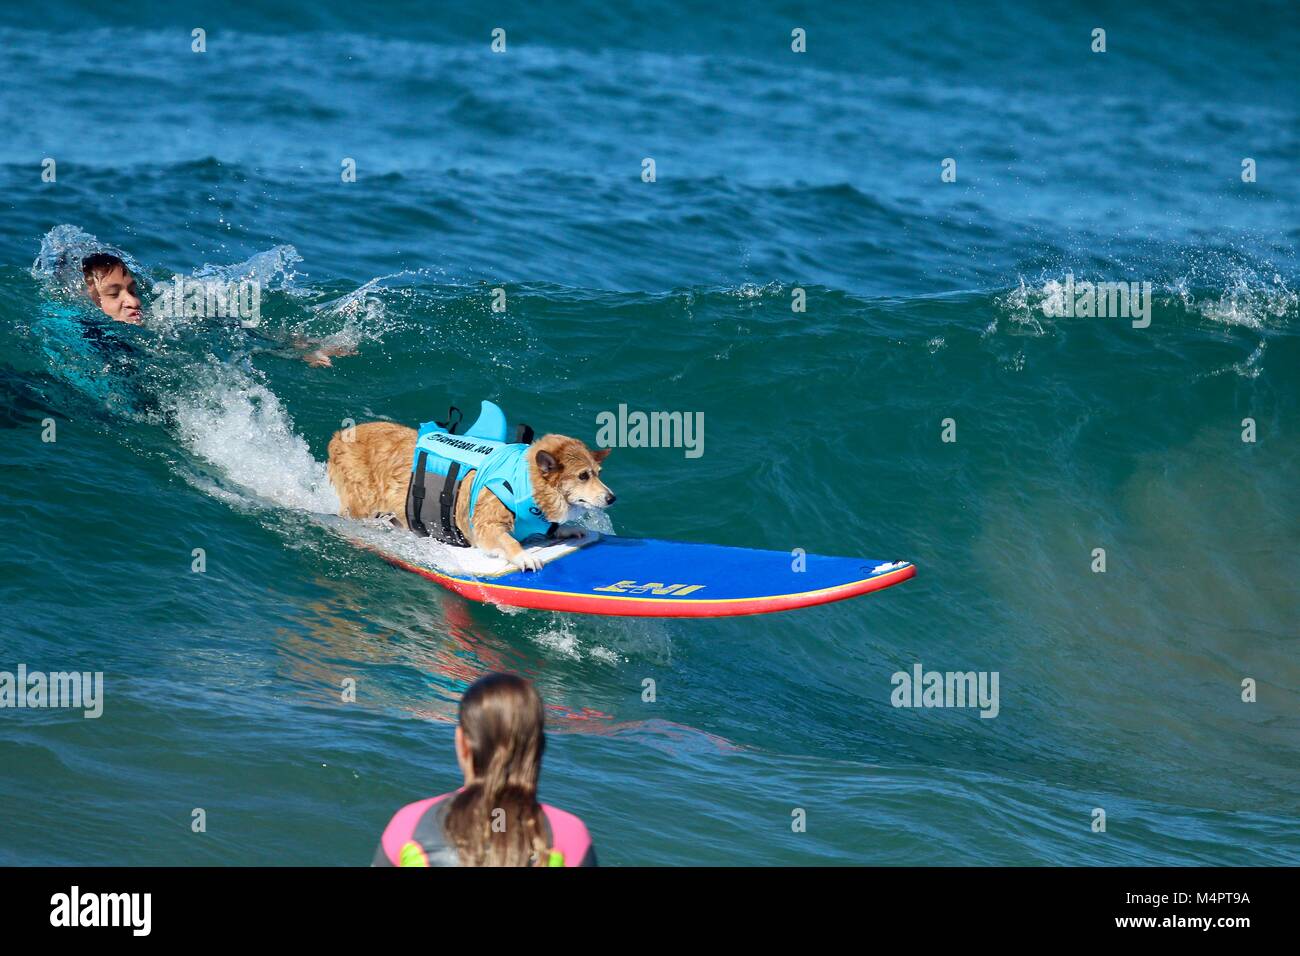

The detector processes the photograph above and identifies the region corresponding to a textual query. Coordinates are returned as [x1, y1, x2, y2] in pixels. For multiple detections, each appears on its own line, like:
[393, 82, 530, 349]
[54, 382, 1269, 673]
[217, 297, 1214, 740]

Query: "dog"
[327, 421, 613, 570]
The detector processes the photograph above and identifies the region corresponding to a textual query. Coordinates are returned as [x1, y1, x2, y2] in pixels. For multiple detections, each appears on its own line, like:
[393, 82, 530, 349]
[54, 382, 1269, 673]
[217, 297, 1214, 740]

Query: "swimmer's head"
[82, 253, 143, 324]
[455, 672, 546, 787]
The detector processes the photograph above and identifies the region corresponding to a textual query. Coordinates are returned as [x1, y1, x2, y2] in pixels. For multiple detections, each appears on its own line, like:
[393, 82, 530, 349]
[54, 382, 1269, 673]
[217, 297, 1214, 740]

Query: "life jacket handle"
[436, 406, 463, 435]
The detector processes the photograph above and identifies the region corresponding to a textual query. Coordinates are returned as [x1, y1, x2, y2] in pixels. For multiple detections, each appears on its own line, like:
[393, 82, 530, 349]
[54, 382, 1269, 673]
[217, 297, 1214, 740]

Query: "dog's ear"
[592, 448, 611, 463]
[535, 449, 561, 474]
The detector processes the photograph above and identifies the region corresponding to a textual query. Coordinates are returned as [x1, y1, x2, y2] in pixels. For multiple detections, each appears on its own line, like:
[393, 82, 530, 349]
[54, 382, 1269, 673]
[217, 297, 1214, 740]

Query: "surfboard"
[375, 531, 915, 617]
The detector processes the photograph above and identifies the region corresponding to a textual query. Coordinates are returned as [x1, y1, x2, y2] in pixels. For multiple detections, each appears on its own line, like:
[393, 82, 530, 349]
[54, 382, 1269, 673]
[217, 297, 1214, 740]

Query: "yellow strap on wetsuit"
[398, 841, 430, 867]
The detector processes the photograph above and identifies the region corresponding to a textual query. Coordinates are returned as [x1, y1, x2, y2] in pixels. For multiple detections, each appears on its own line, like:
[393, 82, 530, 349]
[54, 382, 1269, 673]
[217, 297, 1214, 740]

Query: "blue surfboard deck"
[378, 532, 914, 617]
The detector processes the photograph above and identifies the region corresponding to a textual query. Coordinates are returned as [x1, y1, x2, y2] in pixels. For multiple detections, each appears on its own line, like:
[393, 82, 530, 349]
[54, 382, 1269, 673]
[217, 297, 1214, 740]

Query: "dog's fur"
[327, 422, 613, 570]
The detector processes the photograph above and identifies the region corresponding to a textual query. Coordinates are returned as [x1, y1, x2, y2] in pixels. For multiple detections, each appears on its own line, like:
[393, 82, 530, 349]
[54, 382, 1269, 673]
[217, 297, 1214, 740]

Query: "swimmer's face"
[86, 265, 143, 324]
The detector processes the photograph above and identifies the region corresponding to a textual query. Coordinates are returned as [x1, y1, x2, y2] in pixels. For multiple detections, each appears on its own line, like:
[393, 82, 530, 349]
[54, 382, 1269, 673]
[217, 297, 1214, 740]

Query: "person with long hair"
[374, 673, 597, 867]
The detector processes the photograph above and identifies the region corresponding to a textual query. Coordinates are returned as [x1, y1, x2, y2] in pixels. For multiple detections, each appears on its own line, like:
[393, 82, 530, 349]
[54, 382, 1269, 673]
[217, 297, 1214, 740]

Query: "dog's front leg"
[469, 493, 543, 571]
[482, 526, 543, 571]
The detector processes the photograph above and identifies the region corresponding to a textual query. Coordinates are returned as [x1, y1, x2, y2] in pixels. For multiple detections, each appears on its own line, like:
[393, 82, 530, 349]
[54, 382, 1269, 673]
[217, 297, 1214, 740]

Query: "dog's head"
[530, 434, 615, 517]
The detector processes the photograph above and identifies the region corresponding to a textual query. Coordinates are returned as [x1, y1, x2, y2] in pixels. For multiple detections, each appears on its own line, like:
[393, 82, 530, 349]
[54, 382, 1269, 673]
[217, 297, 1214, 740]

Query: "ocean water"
[0, 1, 1297, 866]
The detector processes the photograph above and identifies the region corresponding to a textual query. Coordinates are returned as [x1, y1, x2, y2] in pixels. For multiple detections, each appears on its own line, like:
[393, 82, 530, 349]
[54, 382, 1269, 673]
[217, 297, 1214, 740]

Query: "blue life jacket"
[404, 401, 552, 546]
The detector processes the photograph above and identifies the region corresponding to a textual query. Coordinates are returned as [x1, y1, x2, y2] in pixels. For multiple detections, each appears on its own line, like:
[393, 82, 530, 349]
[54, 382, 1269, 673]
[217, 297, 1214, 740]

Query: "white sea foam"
[171, 365, 339, 515]
[1170, 270, 1297, 331]
[998, 267, 1298, 335]
[528, 621, 623, 665]
[1198, 339, 1268, 381]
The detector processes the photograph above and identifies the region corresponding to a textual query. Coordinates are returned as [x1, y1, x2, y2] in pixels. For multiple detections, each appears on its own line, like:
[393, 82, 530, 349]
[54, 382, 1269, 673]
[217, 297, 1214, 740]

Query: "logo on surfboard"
[592, 580, 705, 597]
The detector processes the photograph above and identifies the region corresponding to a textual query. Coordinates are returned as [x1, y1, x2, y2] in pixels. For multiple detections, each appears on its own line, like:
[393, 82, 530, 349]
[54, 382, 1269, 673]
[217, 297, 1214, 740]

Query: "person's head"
[82, 253, 142, 324]
[445, 672, 549, 866]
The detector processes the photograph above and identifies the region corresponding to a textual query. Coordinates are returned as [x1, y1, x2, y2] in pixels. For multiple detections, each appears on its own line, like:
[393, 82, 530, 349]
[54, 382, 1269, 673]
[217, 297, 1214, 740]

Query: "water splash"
[170, 361, 340, 514]
[30, 224, 145, 297]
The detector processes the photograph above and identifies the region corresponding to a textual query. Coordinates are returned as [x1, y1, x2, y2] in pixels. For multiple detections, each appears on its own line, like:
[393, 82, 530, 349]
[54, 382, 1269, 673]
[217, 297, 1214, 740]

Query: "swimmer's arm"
[239, 327, 356, 367]
[291, 335, 357, 368]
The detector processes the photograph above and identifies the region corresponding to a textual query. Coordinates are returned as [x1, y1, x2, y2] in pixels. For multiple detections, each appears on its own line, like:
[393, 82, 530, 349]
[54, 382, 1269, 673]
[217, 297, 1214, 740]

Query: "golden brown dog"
[327, 422, 613, 570]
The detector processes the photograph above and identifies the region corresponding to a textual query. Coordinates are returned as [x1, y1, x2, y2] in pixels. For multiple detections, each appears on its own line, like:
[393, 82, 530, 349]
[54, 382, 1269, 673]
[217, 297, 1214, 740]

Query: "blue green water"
[1, 2, 1297, 865]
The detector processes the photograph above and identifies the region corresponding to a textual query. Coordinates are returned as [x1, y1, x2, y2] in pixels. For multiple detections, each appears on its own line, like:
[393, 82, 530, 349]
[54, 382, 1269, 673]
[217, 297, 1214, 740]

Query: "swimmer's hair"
[82, 252, 130, 283]
[444, 673, 550, 867]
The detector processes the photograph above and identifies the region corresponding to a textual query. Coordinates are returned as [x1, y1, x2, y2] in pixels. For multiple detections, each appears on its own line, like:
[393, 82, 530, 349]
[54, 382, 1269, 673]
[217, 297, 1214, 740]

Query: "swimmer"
[373, 673, 598, 867]
[81, 253, 354, 367]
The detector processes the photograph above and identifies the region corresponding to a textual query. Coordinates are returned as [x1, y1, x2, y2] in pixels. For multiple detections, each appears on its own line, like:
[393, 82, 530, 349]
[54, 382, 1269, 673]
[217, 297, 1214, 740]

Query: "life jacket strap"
[406, 450, 432, 537]
[437, 461, 469, 547]
[404, 450, 468, 546]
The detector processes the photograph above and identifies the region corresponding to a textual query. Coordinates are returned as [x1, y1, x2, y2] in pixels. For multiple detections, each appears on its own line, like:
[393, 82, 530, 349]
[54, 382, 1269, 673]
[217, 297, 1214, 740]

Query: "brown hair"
[82, 252, 130, 283]
[443, 673, 551, 867]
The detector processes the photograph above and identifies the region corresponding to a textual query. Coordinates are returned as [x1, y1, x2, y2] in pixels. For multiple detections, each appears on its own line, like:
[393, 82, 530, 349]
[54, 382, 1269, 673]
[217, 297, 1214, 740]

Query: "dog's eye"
[578, 471, 590, 481]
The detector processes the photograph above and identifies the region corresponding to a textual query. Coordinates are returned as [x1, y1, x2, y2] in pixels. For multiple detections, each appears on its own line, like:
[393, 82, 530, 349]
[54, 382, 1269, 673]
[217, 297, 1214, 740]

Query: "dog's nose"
[605, 492, 616, 505]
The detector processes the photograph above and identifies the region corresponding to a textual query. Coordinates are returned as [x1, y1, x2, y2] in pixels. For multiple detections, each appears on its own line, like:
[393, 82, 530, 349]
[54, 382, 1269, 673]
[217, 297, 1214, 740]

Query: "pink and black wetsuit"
[373, 792, 597, 867]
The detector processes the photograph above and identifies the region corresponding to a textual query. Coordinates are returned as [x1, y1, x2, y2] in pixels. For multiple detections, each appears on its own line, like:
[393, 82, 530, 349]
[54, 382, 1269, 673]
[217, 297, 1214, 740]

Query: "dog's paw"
[510, 551, 544, 572]
[553, 524, 586, 540]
